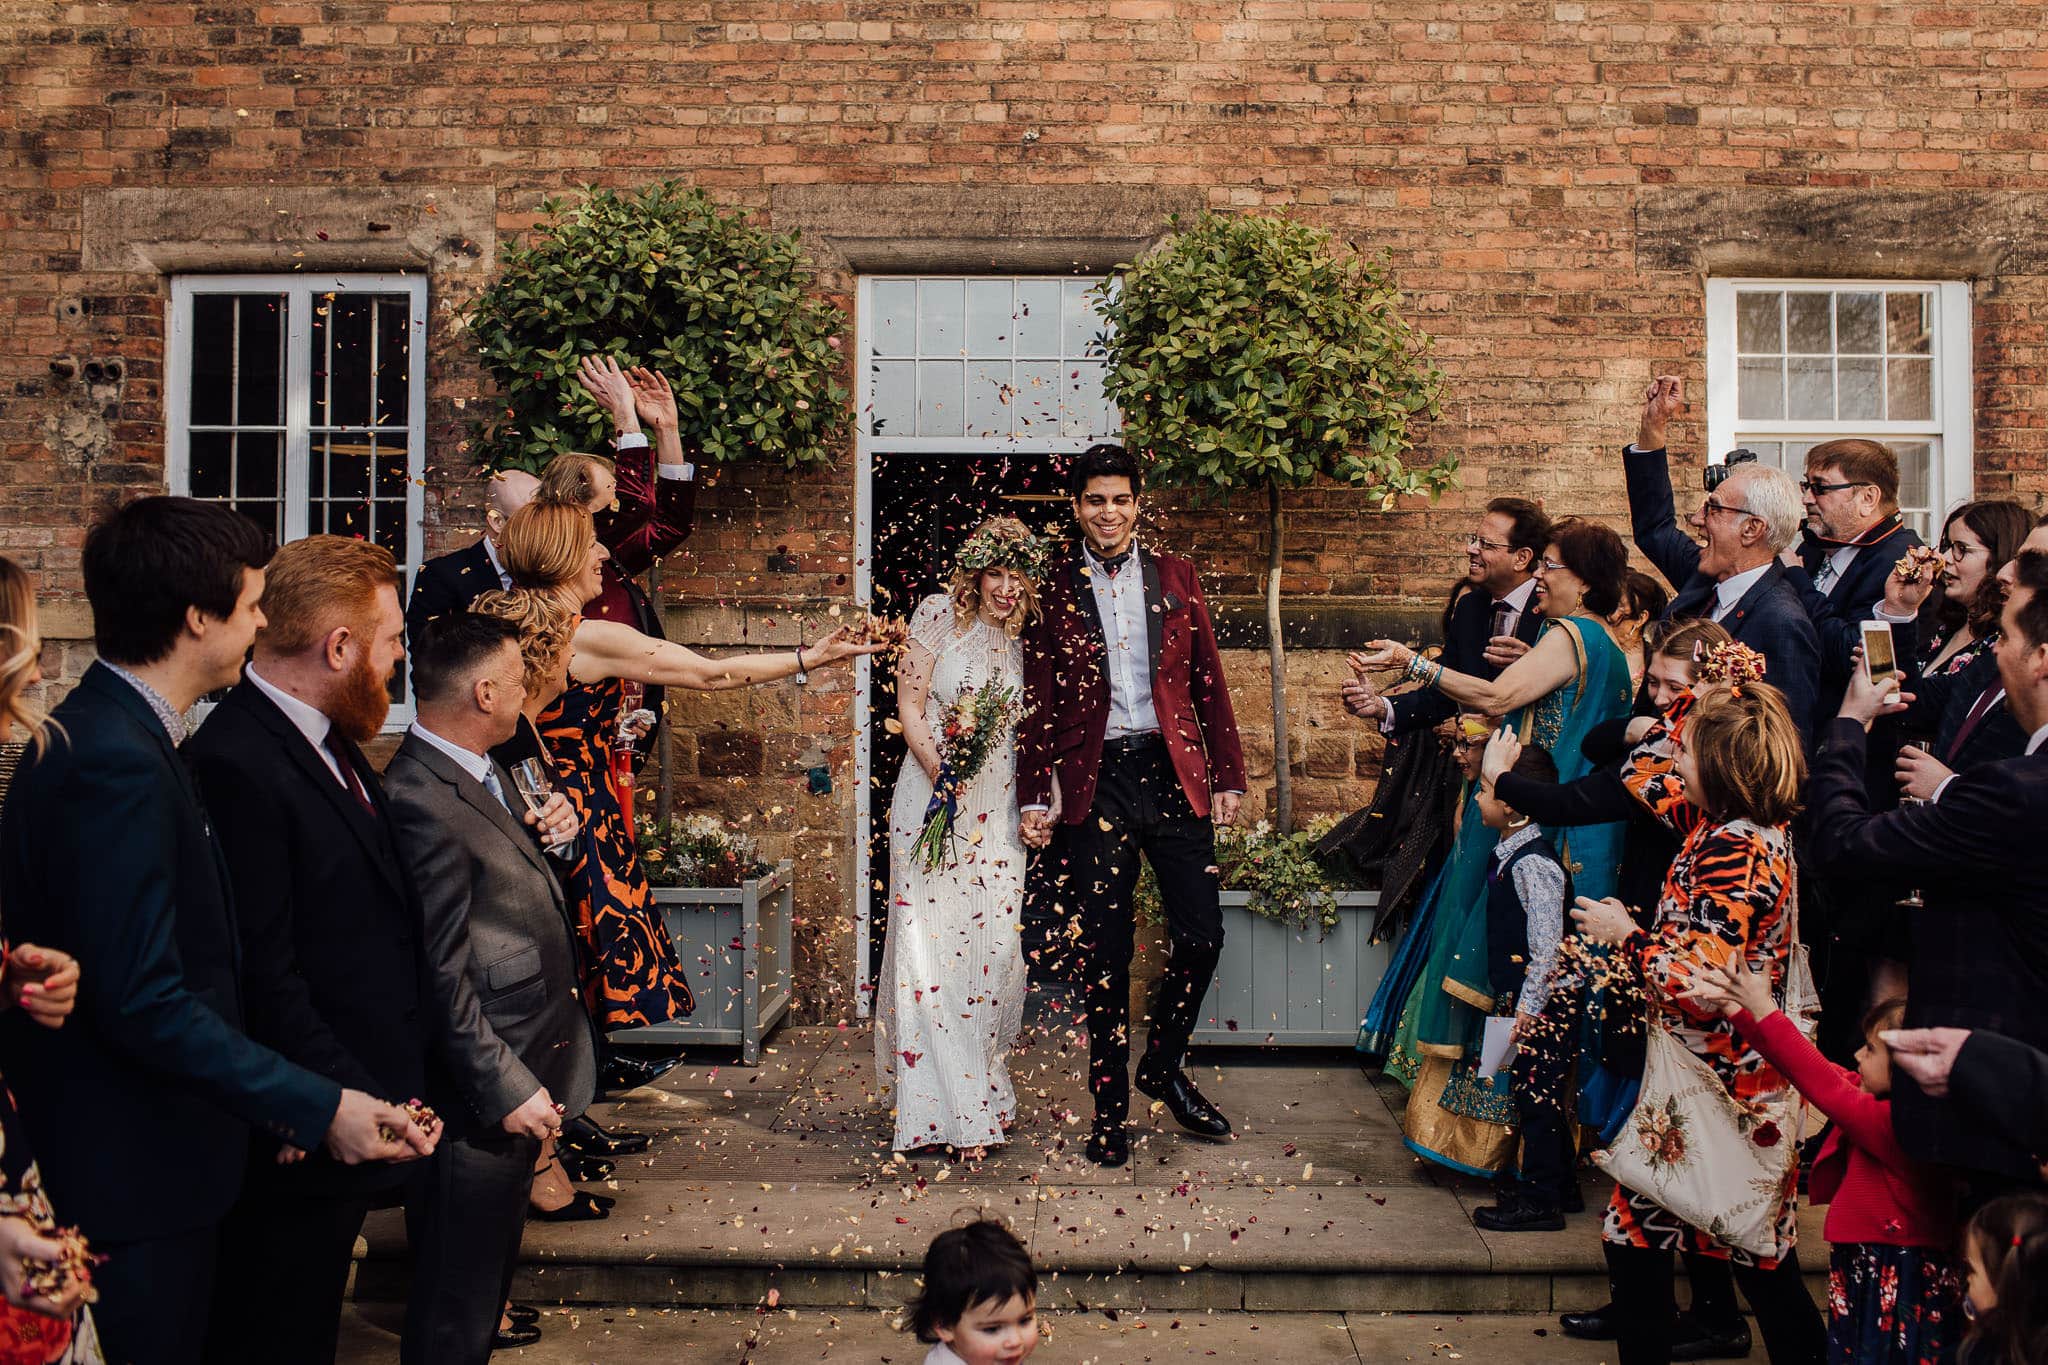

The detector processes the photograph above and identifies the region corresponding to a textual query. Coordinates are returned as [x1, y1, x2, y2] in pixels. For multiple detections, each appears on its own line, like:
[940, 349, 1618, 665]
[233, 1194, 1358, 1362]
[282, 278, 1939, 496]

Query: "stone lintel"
[81, 185, 498, 276]
[1636, 187, 2045, 280]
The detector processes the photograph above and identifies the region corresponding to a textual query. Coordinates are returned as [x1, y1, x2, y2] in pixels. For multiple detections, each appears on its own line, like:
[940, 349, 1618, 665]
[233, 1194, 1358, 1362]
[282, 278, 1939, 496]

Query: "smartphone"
[1860, 620, 1899, 686]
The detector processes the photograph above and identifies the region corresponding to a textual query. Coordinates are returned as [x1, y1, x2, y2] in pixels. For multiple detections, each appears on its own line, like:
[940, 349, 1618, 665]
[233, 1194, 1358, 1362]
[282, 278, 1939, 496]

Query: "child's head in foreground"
[906, 1218, 1040, 1364]
[1963, 1191, 2048, 1365]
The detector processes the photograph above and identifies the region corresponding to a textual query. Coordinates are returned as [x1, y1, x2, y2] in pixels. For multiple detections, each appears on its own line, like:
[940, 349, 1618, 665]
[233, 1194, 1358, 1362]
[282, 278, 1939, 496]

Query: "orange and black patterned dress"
[1604, 712, 1801, 1268]
[539, 675, 694, 1028]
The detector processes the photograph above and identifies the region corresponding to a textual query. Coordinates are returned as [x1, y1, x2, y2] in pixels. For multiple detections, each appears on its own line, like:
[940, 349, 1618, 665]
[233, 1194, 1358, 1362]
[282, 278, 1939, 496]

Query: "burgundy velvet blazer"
[1017, 545, 1246, 823]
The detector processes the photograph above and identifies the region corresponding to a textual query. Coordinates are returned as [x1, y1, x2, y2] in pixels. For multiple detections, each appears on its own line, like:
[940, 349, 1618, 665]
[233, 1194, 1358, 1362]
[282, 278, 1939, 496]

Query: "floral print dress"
[1603, 715, 1801, 1268]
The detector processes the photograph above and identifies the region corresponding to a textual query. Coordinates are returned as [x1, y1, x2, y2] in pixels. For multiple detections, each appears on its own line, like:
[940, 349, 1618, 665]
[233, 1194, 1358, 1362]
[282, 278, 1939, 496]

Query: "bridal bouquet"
[911, 682, 1022, 871]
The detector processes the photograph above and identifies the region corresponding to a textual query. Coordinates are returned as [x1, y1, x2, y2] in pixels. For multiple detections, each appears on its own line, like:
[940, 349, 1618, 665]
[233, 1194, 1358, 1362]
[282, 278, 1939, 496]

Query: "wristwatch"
[793, 644, 809, 687]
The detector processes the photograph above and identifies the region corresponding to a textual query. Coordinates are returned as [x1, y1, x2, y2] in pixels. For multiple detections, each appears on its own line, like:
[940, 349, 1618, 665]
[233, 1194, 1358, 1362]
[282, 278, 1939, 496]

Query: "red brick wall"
[5, 3, 2046, 1016]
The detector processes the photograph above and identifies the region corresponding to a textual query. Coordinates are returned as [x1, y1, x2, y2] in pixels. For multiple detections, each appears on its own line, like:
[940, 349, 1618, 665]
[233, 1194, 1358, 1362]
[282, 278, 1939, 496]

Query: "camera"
[1703, 448, 1762, 493]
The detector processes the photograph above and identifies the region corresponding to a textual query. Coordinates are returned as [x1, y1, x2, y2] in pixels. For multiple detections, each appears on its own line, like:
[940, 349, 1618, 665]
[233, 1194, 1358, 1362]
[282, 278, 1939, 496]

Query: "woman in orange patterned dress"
[1570, 678, 1828, 1365]
[497, 503, 878, 1045]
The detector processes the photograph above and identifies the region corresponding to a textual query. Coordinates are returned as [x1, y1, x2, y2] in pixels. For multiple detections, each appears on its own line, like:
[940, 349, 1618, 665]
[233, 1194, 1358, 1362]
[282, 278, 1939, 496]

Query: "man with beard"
[185, 536, 573, 1362]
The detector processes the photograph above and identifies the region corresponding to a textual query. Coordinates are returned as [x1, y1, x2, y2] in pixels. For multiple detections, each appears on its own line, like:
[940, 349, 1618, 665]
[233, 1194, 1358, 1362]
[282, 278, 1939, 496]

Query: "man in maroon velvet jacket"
[1017, 443, 1247, 1167]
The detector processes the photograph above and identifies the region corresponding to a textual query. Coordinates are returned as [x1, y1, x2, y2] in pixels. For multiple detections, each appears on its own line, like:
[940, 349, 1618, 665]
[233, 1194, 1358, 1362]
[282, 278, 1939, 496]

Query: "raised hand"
[1, 943, 78, 1029]
[324, 1089, 433, 1165]
[1838, 647, 1914, 730]
[1895, 744, 1955, 803]
[1680, 958, 1775, 1020]
[625, 366, 680, 433]
[1340, 675, 1387, 721]
[577, 355, 641, 435]
[807, 625, 887, 668]
[1353, 640, 1413, 673]
[1637, 375, 1683, 450]
[1882, 564, 1940, 618]
[1481, 725, 1522, 786]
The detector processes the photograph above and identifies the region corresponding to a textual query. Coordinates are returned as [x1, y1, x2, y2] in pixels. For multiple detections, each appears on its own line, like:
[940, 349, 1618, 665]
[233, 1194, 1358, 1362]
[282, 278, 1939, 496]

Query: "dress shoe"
[1559, 1304, 1617, 1340]
[1471, 1201, 1566, 1232]
[601, 1048, 684, 1094]
[528, 1189, 610, 1222]
[562, 1114, 651, 1157]
[505, 1303, 540, 1326]
[493, 1321, 542, 1350]
[1133, 1068, 1232, 1138]
[1085, 1125, 1129, 1168]
[1671, 1311, 1752, 1361]
[557, 1152, 614, 1184]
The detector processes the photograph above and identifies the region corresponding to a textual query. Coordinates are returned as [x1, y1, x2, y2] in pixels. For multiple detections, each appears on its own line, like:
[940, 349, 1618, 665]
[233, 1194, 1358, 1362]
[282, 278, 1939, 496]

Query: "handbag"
[1592, 858, 1810, 1260]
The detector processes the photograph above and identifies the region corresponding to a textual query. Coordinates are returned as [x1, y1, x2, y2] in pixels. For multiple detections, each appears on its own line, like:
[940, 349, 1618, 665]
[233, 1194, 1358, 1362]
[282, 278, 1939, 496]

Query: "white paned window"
[166, 274, 428, 718]
[1706, 279, 1972, 537]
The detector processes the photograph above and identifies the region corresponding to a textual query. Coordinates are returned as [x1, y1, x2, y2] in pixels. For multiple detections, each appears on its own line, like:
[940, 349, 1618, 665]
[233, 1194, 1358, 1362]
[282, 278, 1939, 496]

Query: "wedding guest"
[193, 537, 568, 1363]
[405, 469, 540, 641]
[1571, 679, 1827, 1365]
[1341, 496, 1549, 734]
[1622, 376, 1823, 741]
[497, 501, 875, 1085]
[1917, 500, 2032, 678]
[1612, 571, 1669, 692]
[1687, 966, 1964, 1363]
[383, 613, 597, 1365]
[1809, 550, 2048, 1201]
[1882, 1027, 2048, 1173]
[0, 499, 425, 1365]
[1015, 443, 1247, 1168]
[0, 556, 99, 1359]
[1958, 1194, 2048, 1365]
[905, 1220, 1040, 1365]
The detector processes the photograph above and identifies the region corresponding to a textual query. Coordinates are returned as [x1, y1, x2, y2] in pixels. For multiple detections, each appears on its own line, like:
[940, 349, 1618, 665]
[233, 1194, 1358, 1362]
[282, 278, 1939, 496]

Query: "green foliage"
[1092, 210, 1454, 500]
[636, 813, 770, 890]
[465, 182, 851, 473]
[1136, 818, 1362, 937]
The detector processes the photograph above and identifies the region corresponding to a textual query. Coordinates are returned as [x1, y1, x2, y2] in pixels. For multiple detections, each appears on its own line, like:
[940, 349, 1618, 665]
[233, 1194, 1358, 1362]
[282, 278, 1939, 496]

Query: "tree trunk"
[1267, 480, 1291, 831]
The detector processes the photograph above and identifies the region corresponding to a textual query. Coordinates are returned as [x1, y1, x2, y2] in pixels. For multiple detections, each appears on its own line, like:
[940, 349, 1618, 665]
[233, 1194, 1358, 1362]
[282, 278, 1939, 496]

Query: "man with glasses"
[1341, 497, 1550, 736]
[1624, 376, 1822, 743]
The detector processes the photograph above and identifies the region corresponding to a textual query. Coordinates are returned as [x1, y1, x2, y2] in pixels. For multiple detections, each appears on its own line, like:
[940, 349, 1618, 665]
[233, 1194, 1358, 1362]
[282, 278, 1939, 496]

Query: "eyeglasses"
[1938, 540, 1985, 558]
[1459, 533, 1512, 552]
[1699, 496, 1758, 521]
[1537, 558, 1567, 573]
[1798, 478, 1873, 496]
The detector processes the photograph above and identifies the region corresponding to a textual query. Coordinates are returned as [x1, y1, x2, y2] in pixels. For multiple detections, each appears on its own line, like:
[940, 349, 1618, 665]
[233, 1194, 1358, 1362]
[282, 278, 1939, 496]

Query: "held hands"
[1481, 726, 1522, 786]
[1895, 745, 1954, 803]
[0, 1217, 88, 1319]
[1569, 895, 1636, 947]
[577, 355, 641, 435]
[1019, 809, 1052, 850]
[503, 1086, 564, 1141]
[524, 792, 579, 850]
[1680, 958, 1777, 1020]
[325, 1089, 437, 1166]
[1878, 1027, 1970, 1096]
[1637, 375, 1683, 451]
[1839, 647, 1914, 729]
[0, 944, 79, 1029]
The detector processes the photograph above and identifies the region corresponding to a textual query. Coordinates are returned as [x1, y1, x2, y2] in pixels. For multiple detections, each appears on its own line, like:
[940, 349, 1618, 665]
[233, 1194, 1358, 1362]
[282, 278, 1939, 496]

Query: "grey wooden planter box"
[609, 859, 793, 1064]
[1190, 890, 1386, 1047]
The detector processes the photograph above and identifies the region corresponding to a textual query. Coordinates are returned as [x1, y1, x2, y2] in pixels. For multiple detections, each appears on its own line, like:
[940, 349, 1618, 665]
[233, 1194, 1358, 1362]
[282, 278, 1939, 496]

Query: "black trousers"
[1604, 1241, 1825, 1365]
[1051, 736, 1224, 1128]
[92, 1224, 220, 1365]
[203, 1178, 376, 1364]
[1504, 1010, 1576, 1211]
[401, 1131, 541, 1365]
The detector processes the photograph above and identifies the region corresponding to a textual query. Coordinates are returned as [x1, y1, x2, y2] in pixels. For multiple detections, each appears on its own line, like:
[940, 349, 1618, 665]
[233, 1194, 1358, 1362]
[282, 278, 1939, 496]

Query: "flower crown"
[955, 525, 1051, 579]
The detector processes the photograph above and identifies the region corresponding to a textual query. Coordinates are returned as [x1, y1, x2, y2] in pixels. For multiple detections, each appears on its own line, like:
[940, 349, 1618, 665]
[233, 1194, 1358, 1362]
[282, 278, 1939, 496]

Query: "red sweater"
[1732, 1008, 1954, 1249]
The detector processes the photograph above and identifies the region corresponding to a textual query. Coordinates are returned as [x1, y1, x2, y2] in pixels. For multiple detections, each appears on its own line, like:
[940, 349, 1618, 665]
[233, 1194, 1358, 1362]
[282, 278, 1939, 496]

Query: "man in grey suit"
[384, 612, 596, 1365]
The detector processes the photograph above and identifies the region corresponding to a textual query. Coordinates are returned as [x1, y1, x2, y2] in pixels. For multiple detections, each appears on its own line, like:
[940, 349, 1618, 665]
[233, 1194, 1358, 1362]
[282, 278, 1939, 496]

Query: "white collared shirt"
[1085, 542, 1159, 741]
[1813, 543, 1859, 596]
[614, 429, 695, 482]
[481, 535, 514, 591]
[1713, 562, 1773, 622]
[244, 664, 349, 787]
[407, 720, 504, 805]
[2030, 724, 2048, 757]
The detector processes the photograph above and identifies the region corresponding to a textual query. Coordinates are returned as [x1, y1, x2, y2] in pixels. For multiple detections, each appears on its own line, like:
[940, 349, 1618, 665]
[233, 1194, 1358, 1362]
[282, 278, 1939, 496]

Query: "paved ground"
[339, 1302, 1765, 1363]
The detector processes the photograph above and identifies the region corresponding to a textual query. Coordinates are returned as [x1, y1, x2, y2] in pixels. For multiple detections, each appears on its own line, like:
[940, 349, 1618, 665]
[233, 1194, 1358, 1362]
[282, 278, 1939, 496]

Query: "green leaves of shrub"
[1092, 211, 1454, 501]
[465, 182, 850, 472]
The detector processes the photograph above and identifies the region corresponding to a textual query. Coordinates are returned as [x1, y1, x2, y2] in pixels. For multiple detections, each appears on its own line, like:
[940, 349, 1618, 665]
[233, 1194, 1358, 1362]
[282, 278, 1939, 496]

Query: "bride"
[875, 517, 1048, 1159]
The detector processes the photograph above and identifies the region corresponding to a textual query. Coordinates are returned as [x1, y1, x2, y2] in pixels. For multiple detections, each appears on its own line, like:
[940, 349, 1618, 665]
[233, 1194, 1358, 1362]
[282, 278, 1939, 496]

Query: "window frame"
[165, 272, 429, 726]
[849, 272, 1118, 1015]
[1704, 278, 1972, 533]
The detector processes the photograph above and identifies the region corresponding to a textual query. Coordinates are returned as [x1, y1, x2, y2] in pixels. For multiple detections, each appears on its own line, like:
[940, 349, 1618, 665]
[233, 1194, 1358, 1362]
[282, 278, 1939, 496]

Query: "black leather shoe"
[494, 1321, 542, 1350]
[1671, 1312, 1752, 1361]
[601, 1048, 684, 1094]
[505, 1303, 540, 1326]
[557, 1151, 614, 1184]
[1559, 1304, 1617, 1340]
[528, 1190, 610, 1222]
[1472, 1201, 1566, 1232]
[1085, 1125, 1129, 1168]
[1133, 1068, 1232, 1138]
[562, 1114, 651, 1157]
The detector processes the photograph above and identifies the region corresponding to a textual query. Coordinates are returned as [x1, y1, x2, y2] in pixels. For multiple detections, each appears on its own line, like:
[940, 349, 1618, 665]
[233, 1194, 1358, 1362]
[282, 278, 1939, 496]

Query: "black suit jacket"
[1624, 447, 1824, 743]
[1896, 651, 2029, 773]
[1950, 1030, 2048, 1171]
[183, 679, 432, 1197]
[0, 664, 340, 1242]
[1785, 518, 1925, 719]
[405, 540, 501, 698]
[1387, 582, 1547, 735]
[1807, 719, 2048, 1180]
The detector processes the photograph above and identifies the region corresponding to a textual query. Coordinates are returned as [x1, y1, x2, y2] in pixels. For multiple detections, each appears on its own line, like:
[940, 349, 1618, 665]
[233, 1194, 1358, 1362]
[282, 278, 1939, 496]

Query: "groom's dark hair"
[1069, 442, 1143, 499]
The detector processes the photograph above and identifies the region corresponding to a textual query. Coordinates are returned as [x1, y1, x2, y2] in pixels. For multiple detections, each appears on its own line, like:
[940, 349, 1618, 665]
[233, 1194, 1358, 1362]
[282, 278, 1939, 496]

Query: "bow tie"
[1090, 548, 1134, 575]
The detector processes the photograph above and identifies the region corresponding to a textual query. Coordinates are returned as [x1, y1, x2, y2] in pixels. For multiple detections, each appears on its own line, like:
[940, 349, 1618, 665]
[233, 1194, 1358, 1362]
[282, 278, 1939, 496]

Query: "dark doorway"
[865, 451, 1073, 992]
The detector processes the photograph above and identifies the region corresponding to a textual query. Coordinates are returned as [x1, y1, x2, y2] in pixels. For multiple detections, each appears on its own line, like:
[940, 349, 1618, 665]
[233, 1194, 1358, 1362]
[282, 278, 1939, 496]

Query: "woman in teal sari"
[1360, 518, 1636, 1175]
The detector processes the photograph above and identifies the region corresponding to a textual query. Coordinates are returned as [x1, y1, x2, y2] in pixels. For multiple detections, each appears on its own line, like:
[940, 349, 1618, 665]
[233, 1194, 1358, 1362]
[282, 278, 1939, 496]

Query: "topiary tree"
[1094, 210, 1453, 831]
[465, 181, 850, 472]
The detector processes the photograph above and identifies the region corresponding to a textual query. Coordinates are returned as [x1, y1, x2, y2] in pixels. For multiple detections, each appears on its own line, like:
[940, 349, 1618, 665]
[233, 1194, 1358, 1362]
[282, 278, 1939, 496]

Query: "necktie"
[1092, 549, 1132, 576]
[322, 729, 374, 815]
[481, 764, 512, 812]
[1813, 557, 1840, 594]
[1944, 685, 2004, 764]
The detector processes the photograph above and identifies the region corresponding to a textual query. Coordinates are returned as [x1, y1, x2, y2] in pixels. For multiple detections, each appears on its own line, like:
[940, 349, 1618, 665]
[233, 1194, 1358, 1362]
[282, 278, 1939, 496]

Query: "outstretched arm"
[569, 618, 880, 692]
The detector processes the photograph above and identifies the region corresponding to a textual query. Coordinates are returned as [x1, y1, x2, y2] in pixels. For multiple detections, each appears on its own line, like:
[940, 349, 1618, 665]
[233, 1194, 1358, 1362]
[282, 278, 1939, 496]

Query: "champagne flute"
[511, 758, 573, 857]
[1895, 794, 1925, 908]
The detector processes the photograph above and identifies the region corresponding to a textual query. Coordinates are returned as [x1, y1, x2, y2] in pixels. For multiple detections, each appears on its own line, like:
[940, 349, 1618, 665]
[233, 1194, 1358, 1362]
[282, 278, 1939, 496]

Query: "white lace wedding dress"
[874, 594, 1029, 1153]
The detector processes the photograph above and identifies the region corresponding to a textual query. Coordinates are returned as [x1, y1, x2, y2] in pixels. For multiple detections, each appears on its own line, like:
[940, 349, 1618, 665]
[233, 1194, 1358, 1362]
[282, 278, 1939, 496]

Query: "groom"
[1018, 442, 1247, 1167]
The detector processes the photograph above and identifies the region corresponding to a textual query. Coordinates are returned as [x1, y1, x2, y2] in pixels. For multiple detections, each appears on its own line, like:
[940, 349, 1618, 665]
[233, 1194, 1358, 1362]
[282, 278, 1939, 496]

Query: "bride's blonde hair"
[946, 517, 1044, 638]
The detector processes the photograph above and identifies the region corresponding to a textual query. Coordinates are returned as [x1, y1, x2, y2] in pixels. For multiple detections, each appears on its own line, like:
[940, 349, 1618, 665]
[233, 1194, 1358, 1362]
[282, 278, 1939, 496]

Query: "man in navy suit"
[1810, 548, 2048, 1196]
[405, 468, 540, 651]
[1623, 376, 1824, 744]
[0, 498, 430, 1365]
[1341, 496, 1551, 733]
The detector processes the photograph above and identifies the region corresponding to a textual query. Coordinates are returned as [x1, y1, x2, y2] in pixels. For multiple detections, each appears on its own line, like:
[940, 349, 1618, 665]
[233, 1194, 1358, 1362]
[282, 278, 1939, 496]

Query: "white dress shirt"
[1712, 562, 1773, 622]
[482, 535, 514, 591]
[614, 429, 695, 483]
[407, 720, 508, 808]
[245, 664, 348, 787]
[2030, 723, 2048, 757]
[1086, 543, 1159, 741]
[1811, 543, 1859, 596]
